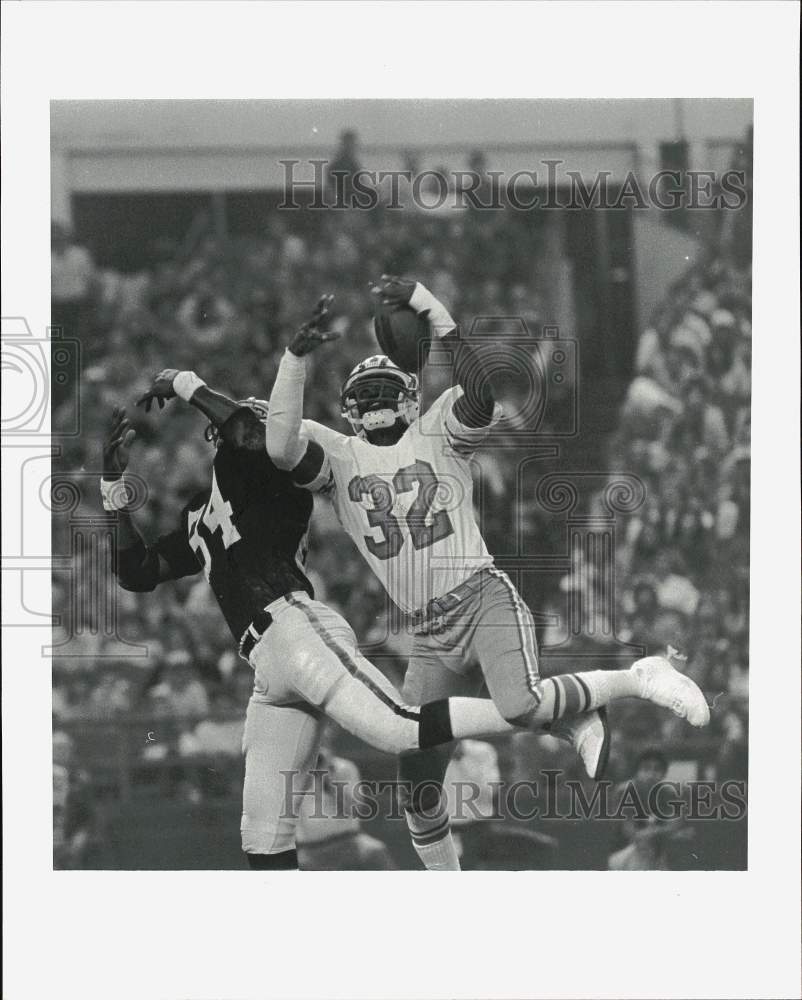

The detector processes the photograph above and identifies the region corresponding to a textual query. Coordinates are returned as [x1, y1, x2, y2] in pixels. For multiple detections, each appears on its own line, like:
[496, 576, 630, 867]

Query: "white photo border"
[2, 3, 800, 999]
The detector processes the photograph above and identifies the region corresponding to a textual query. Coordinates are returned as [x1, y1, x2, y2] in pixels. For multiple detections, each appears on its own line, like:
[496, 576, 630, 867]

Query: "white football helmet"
[340, 355, 420, 440]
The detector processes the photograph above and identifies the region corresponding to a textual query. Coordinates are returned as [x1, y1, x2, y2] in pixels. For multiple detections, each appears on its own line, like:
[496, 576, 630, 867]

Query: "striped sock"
[405, 799, 461, 871]
[541, 674, 592, 720]
[540, 670, 640, 721]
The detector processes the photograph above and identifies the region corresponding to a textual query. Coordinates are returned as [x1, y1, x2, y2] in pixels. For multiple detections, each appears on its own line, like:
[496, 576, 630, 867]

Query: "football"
[373, 303, 432, 373]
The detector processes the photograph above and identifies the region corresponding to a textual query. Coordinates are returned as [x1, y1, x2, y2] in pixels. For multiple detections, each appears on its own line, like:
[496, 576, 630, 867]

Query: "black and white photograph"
[2, 4, 800, 1000]
[47, 96, 754, 874]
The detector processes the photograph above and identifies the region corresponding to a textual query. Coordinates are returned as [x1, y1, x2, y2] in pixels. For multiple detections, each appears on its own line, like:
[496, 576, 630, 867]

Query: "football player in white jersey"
[266, 283, 710, 871]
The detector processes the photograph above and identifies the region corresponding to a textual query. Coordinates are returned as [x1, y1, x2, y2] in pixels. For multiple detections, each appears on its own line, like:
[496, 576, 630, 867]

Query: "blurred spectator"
[446, 739, 501, 826]
[51, 221, 97, 338]
[183, 691, 244, 757]
[297, 740, 397, 870]
[607, 748, 692, 870]
[669, 374, 729, 458]
[614, 247, 751, 706]
[87, 670, 134, 718]
[160, 654, 211, 718]
[53, 730, 97, 869]
[327, 129, 362, 206]
[447, 738, 559, 869]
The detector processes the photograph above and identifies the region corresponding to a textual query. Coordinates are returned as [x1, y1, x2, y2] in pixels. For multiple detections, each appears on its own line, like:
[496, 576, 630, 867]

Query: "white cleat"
[549, 708, 611, 781]
[632, 656, 710, 727]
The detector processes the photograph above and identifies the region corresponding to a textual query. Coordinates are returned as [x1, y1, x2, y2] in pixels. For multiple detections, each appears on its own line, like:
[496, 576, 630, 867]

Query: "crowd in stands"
[610, 249, 750, 774]
[51, 138, 751, 849]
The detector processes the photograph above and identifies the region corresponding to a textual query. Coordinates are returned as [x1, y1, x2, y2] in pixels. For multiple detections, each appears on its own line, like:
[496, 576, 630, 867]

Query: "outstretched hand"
[135, 369, 180, 413]
[102, 406, 136, 479]
[288, 294, 341, 357]
[369, 274, 417, 309]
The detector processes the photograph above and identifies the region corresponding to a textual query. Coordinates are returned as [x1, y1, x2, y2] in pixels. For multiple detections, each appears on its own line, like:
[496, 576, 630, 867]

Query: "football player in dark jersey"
[103, 300, 519, 871]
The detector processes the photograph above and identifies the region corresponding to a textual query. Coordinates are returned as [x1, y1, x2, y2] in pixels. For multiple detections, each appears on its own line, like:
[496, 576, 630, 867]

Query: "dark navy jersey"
[152, 442, 314, 641]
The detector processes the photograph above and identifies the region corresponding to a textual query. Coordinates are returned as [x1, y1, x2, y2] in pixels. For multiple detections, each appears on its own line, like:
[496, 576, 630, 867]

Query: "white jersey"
[304, 387, 502, 614]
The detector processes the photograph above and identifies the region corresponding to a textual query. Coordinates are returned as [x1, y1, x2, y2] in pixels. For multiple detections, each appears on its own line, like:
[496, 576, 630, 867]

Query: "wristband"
[101, 476, 132, 512]
[409, 283, 456, 338]
[282, 349, 308, 374]
[173, 370, 206, 402]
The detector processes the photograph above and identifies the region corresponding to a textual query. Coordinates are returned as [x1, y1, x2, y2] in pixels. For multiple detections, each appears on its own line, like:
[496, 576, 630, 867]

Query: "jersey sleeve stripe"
[299, 464, 333, 493]
[446, 431, 485, 453]
[291, 440, 331, 492]
[445, 427, 485, 446]
[286, 596, 420, 721]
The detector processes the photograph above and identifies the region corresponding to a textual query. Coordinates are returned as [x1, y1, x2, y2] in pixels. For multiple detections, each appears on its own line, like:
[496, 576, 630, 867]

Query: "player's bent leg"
[474, 571, 708, 776]
[481, 572, 708, 726]
[271, 597, 429, 754]
[475, 569, 609, 728]
[321, 669, 422, 755]
[273, 594, 514, 756]
[524, 659, 708, 729]
[318, 652, 510, 754]
[241, 697, 323, 869]
[324, 672, 516, 755]
[472, 570, 611, 778]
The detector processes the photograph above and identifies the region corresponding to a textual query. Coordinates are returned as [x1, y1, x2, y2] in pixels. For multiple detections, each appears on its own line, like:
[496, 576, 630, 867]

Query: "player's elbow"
[116, 545, 160, 592]
[266, 424, 303, 470]
[265, 438, 295, 470]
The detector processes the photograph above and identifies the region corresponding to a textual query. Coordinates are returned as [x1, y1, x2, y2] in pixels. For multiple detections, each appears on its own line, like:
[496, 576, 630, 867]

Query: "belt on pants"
[238, 590, 313, 661]
[408, 567, 491, 633]
[238, 608, 275, 661]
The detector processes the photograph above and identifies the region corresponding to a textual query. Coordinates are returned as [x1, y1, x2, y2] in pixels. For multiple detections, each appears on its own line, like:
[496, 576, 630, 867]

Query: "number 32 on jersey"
[347, 459, 454, 560]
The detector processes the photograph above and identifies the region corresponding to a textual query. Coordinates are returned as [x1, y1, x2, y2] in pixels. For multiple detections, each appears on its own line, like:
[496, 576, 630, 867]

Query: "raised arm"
[101, 406, 200, 591]
[371, 276, 496, 427]
[266, 295, 340, 489]
[136, 370, 265, 450]
[134, 295, 338, 482]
